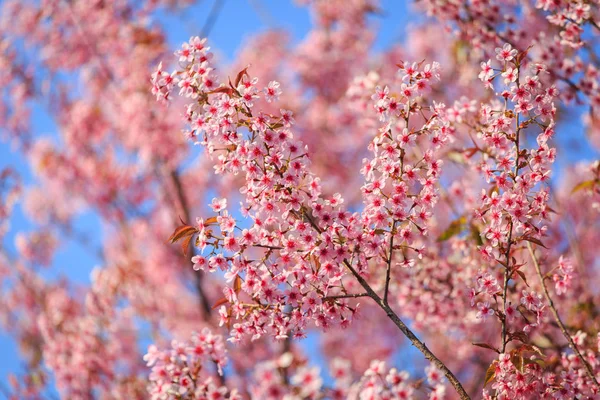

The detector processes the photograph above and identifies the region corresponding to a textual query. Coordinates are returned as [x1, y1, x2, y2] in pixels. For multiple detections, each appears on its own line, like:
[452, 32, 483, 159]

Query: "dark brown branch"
[323, 292, 370, 301]
[254, 244, 283, 250]
[501, 95, 523, 354]
[170, 170, 212, 319]
[342, 259, 471, 400]
[383, 221, 396, 305]
[588, 19, 600, 33]
[500, 221, 513, 354]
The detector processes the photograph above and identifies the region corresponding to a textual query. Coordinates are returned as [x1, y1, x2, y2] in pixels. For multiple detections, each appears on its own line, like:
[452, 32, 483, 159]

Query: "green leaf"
[484, 362, 496, 387]
[437, 216, 467, 241]
[470, 224, 483, 246]
[447, 150, 466, 164]
[571, 179, 596, 194]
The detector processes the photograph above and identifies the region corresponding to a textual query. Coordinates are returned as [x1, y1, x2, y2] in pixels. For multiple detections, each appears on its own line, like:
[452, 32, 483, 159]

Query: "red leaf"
[233, 275, 242, 294]
[207, 86, 234, 96]
[212, 297, 229, 310]
[181, 234, 194, 256]
[515, 269, 529, 287]
[168, 225, 198, 244]
[472, 342, 500, 353]
[234, 66, 249, 87]
[522, 236, 547, 249]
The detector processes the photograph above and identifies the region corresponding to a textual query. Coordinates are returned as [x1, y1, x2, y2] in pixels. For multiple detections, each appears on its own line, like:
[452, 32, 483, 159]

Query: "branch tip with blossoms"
[155, 35, 471, 399]
[527, 242, 600, 390]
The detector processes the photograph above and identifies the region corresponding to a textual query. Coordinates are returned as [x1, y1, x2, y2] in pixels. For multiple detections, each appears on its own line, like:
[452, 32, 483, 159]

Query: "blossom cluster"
[153, 36, 452, 347]
[461, 43, 558, 334]
[145, 334, 447, 400]
[144, 329, 232, 399]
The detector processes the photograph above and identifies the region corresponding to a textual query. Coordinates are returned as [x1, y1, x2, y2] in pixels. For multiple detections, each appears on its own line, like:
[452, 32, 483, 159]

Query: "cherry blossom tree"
[2, 0, 600, 399]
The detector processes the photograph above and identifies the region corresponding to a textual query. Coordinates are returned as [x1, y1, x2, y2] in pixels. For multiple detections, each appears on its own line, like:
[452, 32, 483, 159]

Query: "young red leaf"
[212, 297, 229, 310]
[205, 216, 218, 225]
[515, 269, 529, 287]
[472, 342, 500, 353]
[234, 66, 249, 87]
[233, 275, 242, 294]
[168, 225, 198, 244]
[181, 234, 194, 256]
[522, 236, 548, 249]
[207, 86, 235, 96]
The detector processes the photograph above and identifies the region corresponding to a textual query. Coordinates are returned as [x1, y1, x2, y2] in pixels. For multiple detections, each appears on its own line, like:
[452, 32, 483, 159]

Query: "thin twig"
[500, 221, 513, 354]
[588, 19, 600, 33]
[323, 292, 370, 301]
[383, 221, 396, 305]
[500, 98, 522, 354]
[548, 185, 586, 275]
[254, 244, 283, 250]
[169, 173, 227, 384]
[300, 206, 469, 397]
[526, 242, 600, 389]
[170, 170, 212, 318]
[342, 259, 471, 400]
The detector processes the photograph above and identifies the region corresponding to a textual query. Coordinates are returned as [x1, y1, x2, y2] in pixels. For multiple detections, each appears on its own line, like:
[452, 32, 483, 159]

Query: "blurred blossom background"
[0, 0, 416, 391]
[1, 0, 600, 398]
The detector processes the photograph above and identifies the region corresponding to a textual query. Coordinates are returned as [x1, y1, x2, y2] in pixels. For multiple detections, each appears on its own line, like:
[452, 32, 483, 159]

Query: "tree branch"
[323, 292, 370, 301]
[170, 170, 212, 319]
[383, 221, 396, 305]
[527, 242, 600, 389]
[300, 206, 469, 397]
[342, 259, 471, 400]
[500, 221, 513, 354]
